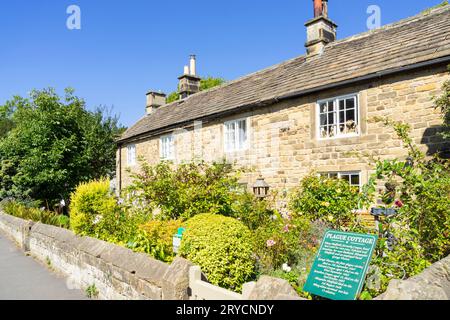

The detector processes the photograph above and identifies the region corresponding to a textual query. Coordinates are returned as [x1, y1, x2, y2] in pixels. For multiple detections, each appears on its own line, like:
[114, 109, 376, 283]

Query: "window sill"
[317, 133, 360, 141]
[224, 148, 249, 154]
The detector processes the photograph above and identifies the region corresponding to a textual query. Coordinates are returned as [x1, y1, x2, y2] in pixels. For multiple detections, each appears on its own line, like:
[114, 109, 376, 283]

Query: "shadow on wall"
[421, 126, 450, 158]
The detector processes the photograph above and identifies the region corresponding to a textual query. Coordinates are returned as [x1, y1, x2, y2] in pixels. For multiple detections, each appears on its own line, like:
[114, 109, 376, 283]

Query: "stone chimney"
[305, 0, 337, 56]
[146, 91, 166, 115]
[178, 55, 201, 99]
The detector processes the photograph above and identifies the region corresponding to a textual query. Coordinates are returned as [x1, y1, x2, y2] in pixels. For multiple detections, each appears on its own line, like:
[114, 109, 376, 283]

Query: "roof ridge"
[161, 54, 306, 110]
[328, 4, 450, 48]
[119, 3, 450, 142]
[160, 5, 450, 111]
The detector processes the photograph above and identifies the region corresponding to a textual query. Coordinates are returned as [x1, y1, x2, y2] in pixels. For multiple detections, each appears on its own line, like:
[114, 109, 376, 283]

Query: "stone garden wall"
[1, 211, 448, 300]
[0, 211, 191, 300]
[0, 211, 300, 300]
[376, 255, 450, 300]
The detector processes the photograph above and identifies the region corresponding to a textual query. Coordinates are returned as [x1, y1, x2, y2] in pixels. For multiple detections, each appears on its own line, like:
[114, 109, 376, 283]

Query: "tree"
[0, 102, 15, 138]
[166, 76, 226, 104]
[0, 88, 125, 206]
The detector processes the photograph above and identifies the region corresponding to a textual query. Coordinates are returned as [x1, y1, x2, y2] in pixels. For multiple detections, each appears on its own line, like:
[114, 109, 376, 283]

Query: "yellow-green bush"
[69, 178, 119, 236]
[128, 220, 183, 262]
[1, 200, 69, 228]
[179, 214, 256, 292]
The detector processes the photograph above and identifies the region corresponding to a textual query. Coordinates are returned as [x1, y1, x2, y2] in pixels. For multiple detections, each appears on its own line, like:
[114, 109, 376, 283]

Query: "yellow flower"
[327, 215, 334, 222]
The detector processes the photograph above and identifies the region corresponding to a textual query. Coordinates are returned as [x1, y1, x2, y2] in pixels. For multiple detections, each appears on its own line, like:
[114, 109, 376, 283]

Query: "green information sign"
[303, 230, 378, 300]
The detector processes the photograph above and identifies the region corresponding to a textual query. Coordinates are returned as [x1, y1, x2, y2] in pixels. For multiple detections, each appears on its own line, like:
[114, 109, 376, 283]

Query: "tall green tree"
[0, 88, 125, 206]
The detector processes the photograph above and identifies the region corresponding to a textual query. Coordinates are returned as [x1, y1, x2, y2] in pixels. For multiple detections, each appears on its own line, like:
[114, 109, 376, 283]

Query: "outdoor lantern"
[253, 176, 270, 199]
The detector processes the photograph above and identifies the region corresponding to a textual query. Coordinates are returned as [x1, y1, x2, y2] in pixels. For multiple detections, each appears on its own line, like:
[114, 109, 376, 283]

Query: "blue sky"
[0, 0, 445, 127]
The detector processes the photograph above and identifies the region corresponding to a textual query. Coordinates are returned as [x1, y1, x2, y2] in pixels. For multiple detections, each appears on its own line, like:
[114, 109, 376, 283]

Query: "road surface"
[0, 232, 87, 300]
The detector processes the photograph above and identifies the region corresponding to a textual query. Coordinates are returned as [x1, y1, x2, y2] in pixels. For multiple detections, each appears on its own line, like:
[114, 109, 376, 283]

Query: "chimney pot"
[314, 0, 323, 18]
[305, 0, 336, 56]
[178, 55, 201, 99]
[146, 91, 166, 115]
[189, 55, 197, 76]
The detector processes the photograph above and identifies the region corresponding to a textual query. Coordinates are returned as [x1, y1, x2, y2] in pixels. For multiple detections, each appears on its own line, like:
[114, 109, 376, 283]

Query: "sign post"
[172, 227, 186, 254]
[303, 230, 378, 300]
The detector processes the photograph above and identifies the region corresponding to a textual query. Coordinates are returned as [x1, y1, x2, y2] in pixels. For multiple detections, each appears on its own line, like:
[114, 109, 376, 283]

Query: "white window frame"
[223, 118, 249, 153]
[127, 144, 136, 166]
[316, 94, 360, 140]
[319, 171, 362, 189]
[160, 134, 175, 160]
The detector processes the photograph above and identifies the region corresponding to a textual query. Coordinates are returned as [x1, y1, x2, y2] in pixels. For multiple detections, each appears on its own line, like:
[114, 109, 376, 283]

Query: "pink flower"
[266, 239, 276, 248]
[395, 200, 404, 208]
[283, 225, 290, 233]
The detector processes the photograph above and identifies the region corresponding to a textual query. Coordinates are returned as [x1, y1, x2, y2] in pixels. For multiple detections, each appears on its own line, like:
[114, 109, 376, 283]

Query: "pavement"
[0, 232, 87, 300]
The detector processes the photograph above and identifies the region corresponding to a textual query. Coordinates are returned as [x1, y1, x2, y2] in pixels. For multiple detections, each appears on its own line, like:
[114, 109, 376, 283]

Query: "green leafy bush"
[358, 118, 450, 298]
[1, 199, 69, 228]
[70, 178, 117, 236]
[179, 214, 256, 292]
[231, 192, 274, 230]
[253, 215, 326, 298]
[70, 178, 146, 244]
[366, 118, 450, 261]
[128, 220, 183, 262]
[289, 174, 363, 229]
[125, 160, 242, 220]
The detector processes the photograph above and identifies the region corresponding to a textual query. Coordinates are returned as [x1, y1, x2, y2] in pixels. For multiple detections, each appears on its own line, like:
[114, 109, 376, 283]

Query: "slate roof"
[119, 6, 450, 143]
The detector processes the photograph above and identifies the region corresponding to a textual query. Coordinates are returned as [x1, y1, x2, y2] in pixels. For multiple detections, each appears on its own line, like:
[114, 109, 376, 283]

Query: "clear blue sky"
[0, 0, 444, 127]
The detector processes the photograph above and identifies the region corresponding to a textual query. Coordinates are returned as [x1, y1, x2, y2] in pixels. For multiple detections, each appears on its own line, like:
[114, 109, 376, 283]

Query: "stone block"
[162, 257, 194, 300]
[247, 276, 299, 300]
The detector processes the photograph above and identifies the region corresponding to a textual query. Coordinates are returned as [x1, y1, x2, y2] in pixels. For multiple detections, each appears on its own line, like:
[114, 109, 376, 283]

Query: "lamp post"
[253, 176, 270, 199]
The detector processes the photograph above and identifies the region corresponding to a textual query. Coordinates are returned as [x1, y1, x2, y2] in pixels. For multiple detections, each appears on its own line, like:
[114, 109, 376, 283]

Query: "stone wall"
[118, 64, 450, 194]
[0, 212, 300, 300]
[376, 255, 450, 300]
[0, 212, 191, 300]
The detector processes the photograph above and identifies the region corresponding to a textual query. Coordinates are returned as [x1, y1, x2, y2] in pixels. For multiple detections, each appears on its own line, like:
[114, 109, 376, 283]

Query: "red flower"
[395, 200, 404, 208]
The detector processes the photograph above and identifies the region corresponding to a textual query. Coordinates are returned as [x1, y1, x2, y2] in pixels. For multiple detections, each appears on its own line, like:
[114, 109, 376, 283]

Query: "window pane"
[340, 174, 351, 183]
[346, 109, 355, 122]
[339, 99, 345, 111]
[339, 111, 346, 124]
[238, 120, 247, 149]
[320, 113, 327, 126]
[346, 97, 355, 109]
[328, 112, 335, 125]
[320, 103, 328, 114]
[327, 101, 334, 112]
[351, 174, 360, 186]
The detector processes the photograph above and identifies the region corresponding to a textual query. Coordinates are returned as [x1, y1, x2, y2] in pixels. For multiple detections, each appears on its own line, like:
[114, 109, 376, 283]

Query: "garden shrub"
[253, 215, 327, 298]
[358, 118, 450, 298]
[231, 192, 274, 230]
[289, 174, 363, 229]
[70, 178, 117, 236]
[69, 178, 145, 244]
[127, 220, 183, 263]
[179, 213, 256, 292]
[125, 159, 275, 228]
[0, 199, 69, 228]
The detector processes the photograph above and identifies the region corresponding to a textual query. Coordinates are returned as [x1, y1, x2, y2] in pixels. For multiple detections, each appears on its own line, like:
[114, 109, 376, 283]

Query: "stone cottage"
[116, 1, 450, 196]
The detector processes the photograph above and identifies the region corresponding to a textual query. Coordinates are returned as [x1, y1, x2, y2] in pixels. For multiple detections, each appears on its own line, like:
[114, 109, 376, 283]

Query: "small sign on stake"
[303, 230, 378, 300]
[173, 227, 186, 254]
